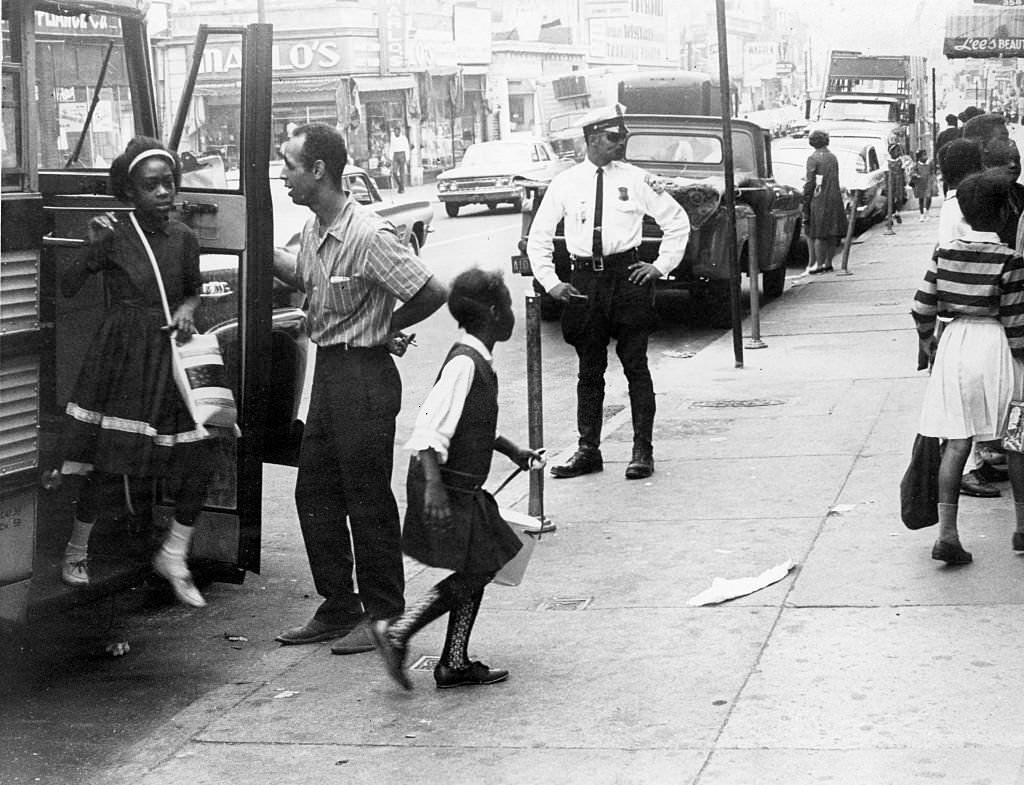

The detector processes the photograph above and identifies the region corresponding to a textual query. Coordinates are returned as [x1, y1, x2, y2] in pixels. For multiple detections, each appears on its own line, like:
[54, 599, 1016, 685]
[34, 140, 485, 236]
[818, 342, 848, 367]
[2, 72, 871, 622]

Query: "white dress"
[918, 316, 1014, 440]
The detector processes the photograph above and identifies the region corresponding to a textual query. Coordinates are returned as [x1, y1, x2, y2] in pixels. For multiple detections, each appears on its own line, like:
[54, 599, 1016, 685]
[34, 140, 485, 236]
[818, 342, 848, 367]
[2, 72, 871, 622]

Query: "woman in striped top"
[912, 170, 1024, 564]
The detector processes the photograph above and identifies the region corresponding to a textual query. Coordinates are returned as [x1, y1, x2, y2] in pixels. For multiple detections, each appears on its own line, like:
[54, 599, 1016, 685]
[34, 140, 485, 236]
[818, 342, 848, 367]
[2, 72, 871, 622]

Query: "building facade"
[156, 0, 492, 182]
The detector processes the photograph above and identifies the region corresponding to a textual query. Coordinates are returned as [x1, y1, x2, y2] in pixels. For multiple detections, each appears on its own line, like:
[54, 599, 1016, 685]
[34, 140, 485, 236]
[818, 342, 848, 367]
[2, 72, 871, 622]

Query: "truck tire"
[762, 265, 786, 299]
[445, 203, 460, 218]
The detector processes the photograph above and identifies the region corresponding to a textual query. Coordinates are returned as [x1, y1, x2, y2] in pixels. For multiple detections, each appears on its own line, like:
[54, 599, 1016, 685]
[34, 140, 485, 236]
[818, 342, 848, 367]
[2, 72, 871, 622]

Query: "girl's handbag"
[1003, 401, 1024, 453]
[899, 434, 941, 530]
[130, 212, 240, 438]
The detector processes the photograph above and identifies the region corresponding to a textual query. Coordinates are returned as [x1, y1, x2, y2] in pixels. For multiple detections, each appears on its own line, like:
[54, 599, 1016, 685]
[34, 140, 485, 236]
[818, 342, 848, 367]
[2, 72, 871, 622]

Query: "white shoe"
[62, 552, 90, 587]
[152, 548, 207, 608]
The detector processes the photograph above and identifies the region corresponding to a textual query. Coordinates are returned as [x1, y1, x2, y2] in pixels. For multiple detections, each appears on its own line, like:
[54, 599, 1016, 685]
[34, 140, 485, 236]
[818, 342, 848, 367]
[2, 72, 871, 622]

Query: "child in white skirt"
[912, 170, 1024, 564]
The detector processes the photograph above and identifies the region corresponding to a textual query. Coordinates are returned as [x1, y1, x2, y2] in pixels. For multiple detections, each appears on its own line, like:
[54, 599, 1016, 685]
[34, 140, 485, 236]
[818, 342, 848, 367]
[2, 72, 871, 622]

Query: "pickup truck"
[513, 115, 805, 326]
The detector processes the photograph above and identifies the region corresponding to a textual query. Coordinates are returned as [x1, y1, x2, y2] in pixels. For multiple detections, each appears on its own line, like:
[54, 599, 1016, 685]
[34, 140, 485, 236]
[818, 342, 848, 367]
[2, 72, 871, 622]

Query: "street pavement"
[90, 208, 1024, 785]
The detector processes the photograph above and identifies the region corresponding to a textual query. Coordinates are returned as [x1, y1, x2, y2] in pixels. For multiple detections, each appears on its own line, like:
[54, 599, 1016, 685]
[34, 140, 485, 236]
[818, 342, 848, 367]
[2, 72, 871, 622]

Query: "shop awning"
[354, 75, 416, 93]
[273, 76, 341, 96]
[508, 78, 535, 95]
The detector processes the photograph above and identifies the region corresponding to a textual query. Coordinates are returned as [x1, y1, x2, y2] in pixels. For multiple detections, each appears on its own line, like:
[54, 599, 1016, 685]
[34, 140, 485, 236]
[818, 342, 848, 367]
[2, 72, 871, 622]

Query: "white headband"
[128, 148, 176, 174]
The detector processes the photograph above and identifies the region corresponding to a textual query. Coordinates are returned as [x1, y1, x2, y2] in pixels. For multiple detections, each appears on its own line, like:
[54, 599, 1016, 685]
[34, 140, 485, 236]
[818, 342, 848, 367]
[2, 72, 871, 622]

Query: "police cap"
[580, 103, 629, 138]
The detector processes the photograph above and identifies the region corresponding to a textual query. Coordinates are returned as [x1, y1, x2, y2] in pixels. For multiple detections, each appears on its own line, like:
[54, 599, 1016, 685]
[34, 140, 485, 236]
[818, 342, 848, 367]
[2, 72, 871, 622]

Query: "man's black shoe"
[275, 614, 365, 645]
[434, 661, 509, 689]
[976, 462, 1009, 483]
[550, 449, 603, 479]
[625, 449, 654, 480]
[960, 470, 1000, 498]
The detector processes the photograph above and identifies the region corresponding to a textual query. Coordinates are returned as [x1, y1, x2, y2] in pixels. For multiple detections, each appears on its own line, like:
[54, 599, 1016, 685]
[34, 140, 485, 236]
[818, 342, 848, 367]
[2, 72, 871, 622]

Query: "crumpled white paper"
[686, 560, 797, 607]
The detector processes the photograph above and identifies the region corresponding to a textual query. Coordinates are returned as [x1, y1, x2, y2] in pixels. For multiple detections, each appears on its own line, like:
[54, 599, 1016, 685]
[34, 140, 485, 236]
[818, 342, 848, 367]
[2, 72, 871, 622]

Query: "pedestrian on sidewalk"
[911, 170, 1024, 565]
[980, 137, 1024, 247]
[526, 104, 690, 480]
[372, 268, 545, 690]
[272, 123, 447, 651]
[912, 150, 936, 222]
[58, 136, 222, 614]
[802, 129, 847, 274]
[934, 139, 1007, 499]
[387, 126, 410, 194]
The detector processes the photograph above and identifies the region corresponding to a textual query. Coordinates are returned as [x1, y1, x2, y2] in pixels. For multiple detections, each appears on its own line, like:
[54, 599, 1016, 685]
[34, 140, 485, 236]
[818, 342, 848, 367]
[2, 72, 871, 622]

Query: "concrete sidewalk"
[93, 211, 1024, 785]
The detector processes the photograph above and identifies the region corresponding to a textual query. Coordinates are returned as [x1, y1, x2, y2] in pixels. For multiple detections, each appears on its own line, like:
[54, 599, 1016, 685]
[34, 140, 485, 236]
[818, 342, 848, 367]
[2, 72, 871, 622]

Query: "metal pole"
[744, 214, 766, 349]
[884, 168, 896, 236]
[836, 193, 857, 276]
[930, 66, 937, 158]
[524, 295, 548, 527]
[715, 0, 743, 369]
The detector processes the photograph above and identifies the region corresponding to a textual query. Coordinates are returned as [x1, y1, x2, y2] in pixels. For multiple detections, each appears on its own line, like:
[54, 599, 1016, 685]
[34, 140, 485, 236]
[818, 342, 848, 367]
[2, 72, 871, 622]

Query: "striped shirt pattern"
[296, 200, 431, 347]
[912, 230, 1024, 357]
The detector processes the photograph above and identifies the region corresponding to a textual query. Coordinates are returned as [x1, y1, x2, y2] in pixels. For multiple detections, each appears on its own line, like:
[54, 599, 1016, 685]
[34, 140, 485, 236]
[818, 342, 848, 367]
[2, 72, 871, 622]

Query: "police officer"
[526, 105, 690, 480]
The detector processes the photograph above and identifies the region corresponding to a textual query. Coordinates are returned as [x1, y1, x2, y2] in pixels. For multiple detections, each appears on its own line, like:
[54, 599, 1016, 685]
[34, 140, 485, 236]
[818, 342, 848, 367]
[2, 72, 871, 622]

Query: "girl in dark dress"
[803, 129, 848, 274]
[371, 268, 544, 690]
[59, 137, 217, 611]
[912, 149, 936, 221]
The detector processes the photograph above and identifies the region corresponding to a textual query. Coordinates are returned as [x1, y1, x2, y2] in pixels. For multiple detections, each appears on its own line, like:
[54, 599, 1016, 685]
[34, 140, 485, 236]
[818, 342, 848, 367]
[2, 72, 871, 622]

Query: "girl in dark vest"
[371, 268, 544, 690]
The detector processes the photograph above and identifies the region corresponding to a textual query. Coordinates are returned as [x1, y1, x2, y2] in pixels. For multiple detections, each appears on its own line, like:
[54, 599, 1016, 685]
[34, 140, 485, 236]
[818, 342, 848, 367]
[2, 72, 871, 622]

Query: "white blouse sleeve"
[403, 354, 476, 463]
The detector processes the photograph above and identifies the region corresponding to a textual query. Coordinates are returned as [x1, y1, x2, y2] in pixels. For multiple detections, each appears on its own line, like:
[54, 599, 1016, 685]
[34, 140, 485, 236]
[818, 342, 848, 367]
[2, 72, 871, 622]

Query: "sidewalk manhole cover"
[410, 655, 441, 672]
[537, 596, 592, 611]
[690, 399, 786, 408]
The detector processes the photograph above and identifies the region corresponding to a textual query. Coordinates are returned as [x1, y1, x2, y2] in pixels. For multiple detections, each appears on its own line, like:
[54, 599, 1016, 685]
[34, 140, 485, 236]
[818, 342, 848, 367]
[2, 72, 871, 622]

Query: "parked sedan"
[436, 138, 572, 217]
[771, 139, 888, 230]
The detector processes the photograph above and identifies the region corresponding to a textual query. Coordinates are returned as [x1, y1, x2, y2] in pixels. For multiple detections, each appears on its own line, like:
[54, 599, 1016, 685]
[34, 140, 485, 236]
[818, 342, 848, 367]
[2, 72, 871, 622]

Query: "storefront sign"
[383, 0, 407, 74]
[34, 10, 123, 35]
[944, 36, 1024, 58]
[198, 40, 345, 77]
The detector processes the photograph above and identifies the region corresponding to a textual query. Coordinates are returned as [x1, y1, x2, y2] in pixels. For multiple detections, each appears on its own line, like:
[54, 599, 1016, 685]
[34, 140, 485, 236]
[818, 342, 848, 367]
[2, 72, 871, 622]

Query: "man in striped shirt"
[272, 124, 447, 651]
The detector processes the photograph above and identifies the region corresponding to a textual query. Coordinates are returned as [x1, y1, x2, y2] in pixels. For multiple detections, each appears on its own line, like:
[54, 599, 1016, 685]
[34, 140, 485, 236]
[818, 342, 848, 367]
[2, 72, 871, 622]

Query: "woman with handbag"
[371, 268, 545, 690]
[802, 129, 847, 274]
[59, 137, 218, 610]
[912, 170, 1024, 564]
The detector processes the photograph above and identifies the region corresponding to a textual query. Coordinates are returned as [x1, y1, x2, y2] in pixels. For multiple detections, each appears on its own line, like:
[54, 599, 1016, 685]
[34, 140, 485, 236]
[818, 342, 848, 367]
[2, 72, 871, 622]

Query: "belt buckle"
[592, 255, 604, 272]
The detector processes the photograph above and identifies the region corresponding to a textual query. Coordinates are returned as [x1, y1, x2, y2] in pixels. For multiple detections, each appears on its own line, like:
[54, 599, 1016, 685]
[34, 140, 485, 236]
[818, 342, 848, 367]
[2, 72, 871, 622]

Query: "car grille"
[450, 178, 503, 190]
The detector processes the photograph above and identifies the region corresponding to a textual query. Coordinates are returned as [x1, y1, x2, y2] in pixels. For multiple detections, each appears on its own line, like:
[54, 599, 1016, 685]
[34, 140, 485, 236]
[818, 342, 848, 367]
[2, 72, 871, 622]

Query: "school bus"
[0, 0, 289, 625]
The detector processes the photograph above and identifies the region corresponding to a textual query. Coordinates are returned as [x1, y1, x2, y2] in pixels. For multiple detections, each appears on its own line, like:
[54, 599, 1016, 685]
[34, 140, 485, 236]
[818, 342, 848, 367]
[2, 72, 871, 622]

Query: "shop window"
[509, 94, 534, 133]
[363, 98, 404, 175]
[2, 3, 25, 191]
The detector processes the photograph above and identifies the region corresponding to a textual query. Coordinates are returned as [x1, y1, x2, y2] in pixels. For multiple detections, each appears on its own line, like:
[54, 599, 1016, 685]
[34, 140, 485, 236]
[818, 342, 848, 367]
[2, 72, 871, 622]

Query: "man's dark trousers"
[562, 259, 656, 453]
[295, 345, 405, 624]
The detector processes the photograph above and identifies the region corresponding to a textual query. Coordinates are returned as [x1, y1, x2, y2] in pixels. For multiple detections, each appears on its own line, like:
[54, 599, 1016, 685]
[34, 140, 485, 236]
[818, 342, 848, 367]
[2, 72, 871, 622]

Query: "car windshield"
[818, 102, 894, 123]
[626, 131, 755, 170]
[461, 143, 533, 166]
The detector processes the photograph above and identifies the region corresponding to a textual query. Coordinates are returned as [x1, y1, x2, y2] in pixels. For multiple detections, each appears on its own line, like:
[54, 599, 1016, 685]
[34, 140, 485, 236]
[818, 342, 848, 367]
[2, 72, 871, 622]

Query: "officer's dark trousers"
[562, 258, 656, 454]
[295, 345, 405, 624]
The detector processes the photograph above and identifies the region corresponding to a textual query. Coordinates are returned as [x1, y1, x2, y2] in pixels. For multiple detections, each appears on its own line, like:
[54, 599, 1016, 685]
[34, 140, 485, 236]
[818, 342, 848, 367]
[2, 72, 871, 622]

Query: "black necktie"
[592, 166, 603, 260]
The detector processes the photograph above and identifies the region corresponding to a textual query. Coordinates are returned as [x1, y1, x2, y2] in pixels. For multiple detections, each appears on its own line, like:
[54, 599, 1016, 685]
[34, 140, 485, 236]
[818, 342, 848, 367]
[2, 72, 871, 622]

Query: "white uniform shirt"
[404, 333, 495, 464]
[526, 158, 691, 294]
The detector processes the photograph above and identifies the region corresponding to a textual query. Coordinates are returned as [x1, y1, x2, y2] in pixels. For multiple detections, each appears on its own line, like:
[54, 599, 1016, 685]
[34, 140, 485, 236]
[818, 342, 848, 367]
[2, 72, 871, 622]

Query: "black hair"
[293, 123, 347, 189]
[938, 138, 982, 189]
[108, 136, 181, 202]
[981, 137, 1020, 169]
[945, 113, 958, 126]
[956, 170, 1010, 228]
[962, 113, 1007, 143]
[808, 129, 829, 149]
[958, 106, 984, 124]
[448, 268, 510, 333]
[916, 149, 928, 162]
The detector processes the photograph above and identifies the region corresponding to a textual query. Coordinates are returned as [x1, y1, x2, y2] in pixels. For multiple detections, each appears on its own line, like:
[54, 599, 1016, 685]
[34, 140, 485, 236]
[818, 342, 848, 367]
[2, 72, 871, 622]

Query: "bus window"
[33, 12, 138, 170]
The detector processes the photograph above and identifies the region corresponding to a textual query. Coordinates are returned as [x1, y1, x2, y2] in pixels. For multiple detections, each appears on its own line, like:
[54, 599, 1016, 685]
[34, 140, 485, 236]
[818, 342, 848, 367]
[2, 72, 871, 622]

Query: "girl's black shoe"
[434, 661, 509, 689]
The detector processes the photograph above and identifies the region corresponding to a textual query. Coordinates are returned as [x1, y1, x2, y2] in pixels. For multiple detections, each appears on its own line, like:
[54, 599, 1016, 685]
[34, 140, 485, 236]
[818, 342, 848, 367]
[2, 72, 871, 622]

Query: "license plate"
[510, 254, 532, 276]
